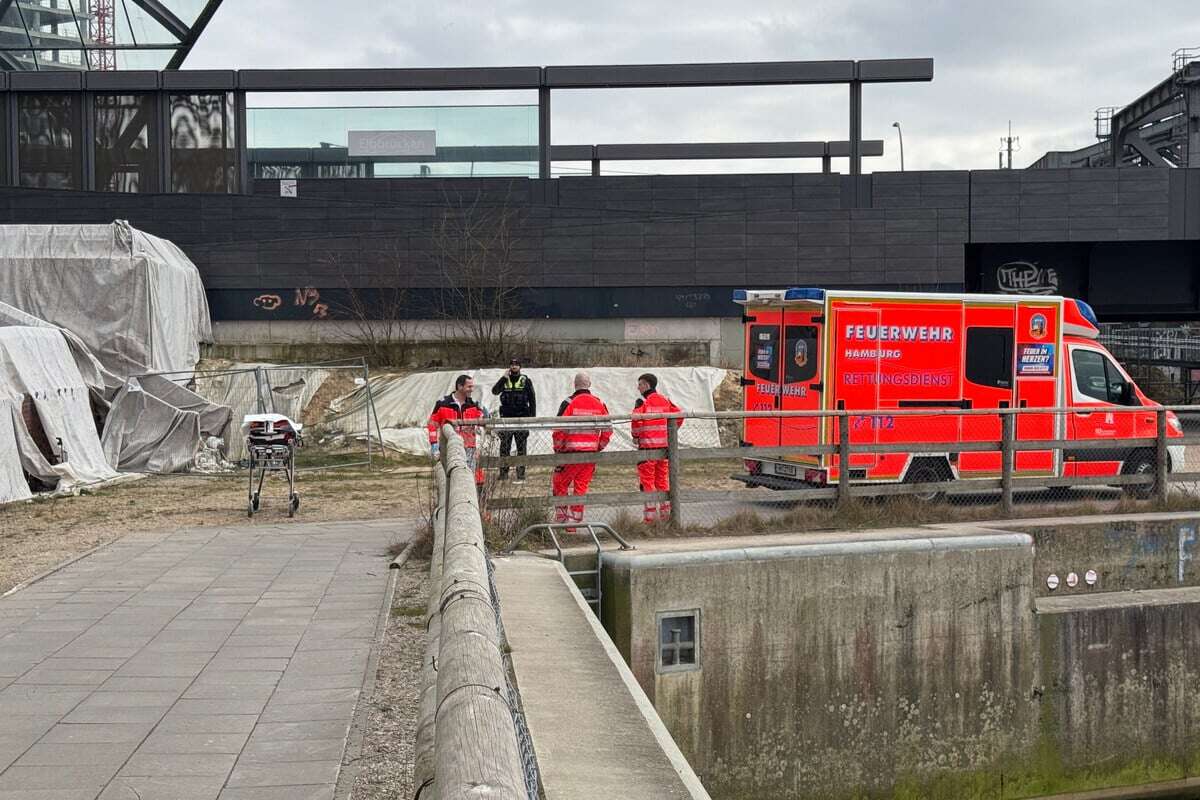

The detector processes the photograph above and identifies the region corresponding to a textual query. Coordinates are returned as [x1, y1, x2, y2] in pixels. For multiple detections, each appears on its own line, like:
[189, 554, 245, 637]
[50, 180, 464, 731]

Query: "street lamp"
[892, 122, 905, 171]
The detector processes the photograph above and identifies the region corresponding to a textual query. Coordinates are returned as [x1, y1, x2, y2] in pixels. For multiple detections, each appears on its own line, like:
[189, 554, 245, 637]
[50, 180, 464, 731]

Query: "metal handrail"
[501, 522, 636, 556]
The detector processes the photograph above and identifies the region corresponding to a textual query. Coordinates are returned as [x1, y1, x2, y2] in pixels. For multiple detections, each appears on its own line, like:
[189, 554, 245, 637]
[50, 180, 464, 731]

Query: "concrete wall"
[1038, 588, 1200, 790]
[1022, 513, 1200, 597]
[599, 515, 1200, 799]
[208, 316, 741, 368]
[601, 532, 1039, 799]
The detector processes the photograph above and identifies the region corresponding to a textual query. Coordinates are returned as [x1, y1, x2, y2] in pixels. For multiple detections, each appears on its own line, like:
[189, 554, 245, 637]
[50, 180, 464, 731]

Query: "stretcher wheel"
[247, 498, 254, 517]
[288, 493, 300, 517]
[251, 493, 261, 512]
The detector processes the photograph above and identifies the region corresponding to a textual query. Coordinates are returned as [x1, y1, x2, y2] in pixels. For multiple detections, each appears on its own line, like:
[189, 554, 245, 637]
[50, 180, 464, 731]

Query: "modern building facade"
[0, 61, 1198, 352]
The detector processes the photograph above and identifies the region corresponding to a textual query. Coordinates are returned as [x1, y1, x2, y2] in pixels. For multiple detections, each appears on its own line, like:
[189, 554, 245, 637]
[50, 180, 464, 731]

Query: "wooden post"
[1156, 408, 1170, 504]
[838, 413, 851, 507]
[1001, 412, 1014, 516]
[667, 420, 681, 525]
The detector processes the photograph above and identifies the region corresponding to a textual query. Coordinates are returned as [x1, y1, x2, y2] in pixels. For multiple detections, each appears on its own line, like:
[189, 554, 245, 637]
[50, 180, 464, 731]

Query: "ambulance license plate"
[774, 463, 797, 477]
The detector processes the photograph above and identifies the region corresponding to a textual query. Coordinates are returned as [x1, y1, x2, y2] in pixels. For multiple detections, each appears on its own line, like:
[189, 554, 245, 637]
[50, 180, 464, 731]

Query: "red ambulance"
[734, 288, 1184, 495]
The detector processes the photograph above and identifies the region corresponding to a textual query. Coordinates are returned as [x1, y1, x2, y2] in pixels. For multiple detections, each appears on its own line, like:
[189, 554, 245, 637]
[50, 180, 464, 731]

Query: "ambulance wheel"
[903, 459, 950, 503]
[1121, 452, 1157, 500]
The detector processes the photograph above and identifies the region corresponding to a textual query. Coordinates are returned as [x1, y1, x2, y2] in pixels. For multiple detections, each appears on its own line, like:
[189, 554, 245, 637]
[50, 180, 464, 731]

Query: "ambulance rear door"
[779, 307, 824, 463]
[743, 308, 783, 447]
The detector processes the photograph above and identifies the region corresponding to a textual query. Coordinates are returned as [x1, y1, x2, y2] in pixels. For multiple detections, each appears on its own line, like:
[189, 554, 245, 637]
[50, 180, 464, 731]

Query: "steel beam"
[236, 67, 543, 92]
[543, 59, 931, 88]
[538, 85, 550, 179]
[167, 0, 226, 70]
[246, 140, 886, 166]
[849, 80, 862, 178]
[128, 0, 189, 40]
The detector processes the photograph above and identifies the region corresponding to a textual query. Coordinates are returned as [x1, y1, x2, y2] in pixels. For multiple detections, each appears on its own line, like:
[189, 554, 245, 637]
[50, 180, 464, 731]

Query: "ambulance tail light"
[744, 459, 762, 475]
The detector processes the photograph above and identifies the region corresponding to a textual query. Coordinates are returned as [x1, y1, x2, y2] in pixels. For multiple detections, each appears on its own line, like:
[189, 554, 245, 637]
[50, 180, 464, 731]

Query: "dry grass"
[347, 559, 428, 800]
[0, 464, 430, 595]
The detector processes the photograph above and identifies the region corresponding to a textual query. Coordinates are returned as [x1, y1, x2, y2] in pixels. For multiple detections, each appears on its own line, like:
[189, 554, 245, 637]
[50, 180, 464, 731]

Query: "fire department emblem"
[794, 338, 808, 368]
[1030, 314, 1047, 339]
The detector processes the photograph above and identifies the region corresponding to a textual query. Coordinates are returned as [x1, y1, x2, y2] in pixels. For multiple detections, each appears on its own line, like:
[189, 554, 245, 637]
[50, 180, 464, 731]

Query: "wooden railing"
[466, 406, 1200, 520]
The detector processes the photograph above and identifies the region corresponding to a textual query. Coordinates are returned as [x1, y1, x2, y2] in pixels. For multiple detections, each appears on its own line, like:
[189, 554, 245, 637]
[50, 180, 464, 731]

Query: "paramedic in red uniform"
[552, 372, 612, 526]
[631, 373, 683, 523]
[427, 374, 488, 486]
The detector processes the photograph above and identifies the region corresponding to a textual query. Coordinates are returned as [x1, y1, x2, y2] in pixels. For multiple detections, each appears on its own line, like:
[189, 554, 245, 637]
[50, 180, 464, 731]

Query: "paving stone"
[138, 732, 250, 754]
[98, 775, 228, 800]
[237, 737, 345, 763]
[0, 764, 120, 790]
[225, 760, 340, 788]
[40, 722, 155, 744]
[0, 520, 396, 800]
[15, 741, 139, 766]
[259, 700, 358, 723]
[120, 752, 238, 777]
[217, 785, 333, 800]
[249, 720, 350, 742]
[155, 713, 259, 734]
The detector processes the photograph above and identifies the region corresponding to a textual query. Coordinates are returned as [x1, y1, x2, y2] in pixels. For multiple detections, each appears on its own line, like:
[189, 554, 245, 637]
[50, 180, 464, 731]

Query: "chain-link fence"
[126, 359, 383, 474]
[467, 406, 1200, 542]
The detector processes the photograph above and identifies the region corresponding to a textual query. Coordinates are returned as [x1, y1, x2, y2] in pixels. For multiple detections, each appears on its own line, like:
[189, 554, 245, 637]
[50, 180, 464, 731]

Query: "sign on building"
[348, 130, 437, 157]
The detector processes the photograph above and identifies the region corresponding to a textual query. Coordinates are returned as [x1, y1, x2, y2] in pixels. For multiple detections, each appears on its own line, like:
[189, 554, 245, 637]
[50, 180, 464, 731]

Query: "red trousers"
[638, 458, 671, 523]
[553, 463, 595, 523]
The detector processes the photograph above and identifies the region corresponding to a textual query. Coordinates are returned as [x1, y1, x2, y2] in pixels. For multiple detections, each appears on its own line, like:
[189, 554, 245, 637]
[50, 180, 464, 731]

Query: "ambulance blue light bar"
[733, 288, 825, 305]
[784, 287, 825, 301]
[1074, 299, 1099, 327]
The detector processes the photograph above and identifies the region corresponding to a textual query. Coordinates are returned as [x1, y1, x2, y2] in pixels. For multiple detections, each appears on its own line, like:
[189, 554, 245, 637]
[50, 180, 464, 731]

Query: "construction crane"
[90, 0, 117, 70]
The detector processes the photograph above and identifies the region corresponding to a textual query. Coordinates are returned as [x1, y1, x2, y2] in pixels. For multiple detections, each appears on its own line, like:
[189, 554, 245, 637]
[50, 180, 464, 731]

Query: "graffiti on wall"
[252, 288, 328, 319]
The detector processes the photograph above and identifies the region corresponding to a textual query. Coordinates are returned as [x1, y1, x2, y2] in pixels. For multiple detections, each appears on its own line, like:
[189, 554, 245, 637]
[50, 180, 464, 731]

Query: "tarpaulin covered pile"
[0, 221, 229, 499]
[328, 366, 728, 455]
[0, 326, 118, 504]
[0, 221, 212, 379]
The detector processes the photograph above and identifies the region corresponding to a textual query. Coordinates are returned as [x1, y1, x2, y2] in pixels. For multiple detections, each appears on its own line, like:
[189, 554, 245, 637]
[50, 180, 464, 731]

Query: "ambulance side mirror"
[1119, 382, 1136, 406]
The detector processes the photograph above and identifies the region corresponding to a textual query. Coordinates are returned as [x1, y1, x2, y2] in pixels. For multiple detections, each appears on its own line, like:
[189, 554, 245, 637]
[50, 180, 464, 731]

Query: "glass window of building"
[169, 92, 237, 193]
[17, 93, 83, 189]
[94, 94, 159, 193]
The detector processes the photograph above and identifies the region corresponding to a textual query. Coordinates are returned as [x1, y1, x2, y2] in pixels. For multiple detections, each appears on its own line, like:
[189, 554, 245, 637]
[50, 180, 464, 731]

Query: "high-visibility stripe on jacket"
[631, 390, 682, 449]
[427, 394, 485, 449]
[552, 390, 612, 453]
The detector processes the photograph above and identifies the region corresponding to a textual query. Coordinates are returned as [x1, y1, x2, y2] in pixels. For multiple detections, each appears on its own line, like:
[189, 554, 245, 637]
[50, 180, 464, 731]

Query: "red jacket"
[632, 390, 682, 449]
[427, 394, 486, 449]
[553, 390, 612, 453]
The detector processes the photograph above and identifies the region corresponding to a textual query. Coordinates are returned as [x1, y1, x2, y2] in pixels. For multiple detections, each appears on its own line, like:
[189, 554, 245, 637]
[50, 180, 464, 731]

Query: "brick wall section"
[0, 169, 1191, 304]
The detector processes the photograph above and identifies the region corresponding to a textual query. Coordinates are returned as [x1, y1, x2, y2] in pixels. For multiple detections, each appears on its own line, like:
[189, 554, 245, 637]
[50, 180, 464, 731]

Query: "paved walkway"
[0, 519, 402, 800]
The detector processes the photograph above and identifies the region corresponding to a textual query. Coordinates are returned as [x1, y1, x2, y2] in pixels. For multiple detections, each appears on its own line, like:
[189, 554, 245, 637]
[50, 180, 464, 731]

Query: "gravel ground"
[349, 560, 429, 799]
[0, 464, 433, 595]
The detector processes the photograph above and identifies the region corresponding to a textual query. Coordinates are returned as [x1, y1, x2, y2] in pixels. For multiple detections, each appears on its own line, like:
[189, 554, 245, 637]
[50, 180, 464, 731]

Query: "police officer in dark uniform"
[491, 359, 536, 483]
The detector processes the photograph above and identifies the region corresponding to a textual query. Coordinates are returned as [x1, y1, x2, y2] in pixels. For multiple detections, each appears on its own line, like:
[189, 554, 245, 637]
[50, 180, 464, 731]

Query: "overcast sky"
[188, 1, 1200, 173]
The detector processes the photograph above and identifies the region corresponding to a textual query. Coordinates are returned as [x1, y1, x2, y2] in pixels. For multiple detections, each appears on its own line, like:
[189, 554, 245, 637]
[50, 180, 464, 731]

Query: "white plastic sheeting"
[0, 301, 227, 476]
[0, 221, 212, 378]
[330, 366, 728, 455]
[0, 327, 118, 504]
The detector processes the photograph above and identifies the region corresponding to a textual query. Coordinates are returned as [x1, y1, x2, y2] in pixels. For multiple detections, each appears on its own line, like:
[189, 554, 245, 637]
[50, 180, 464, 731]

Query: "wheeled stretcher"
[242, 414, 303, 517]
